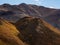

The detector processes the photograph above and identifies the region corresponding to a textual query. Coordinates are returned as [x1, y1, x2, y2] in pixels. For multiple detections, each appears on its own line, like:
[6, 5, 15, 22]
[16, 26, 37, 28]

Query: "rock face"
[15, 17, 60, 45]
[0, 18, 25, 45]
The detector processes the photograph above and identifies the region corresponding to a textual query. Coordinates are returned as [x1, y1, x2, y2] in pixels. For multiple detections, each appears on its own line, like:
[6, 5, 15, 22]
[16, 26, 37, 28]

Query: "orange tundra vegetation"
[0, 18, 25, 45]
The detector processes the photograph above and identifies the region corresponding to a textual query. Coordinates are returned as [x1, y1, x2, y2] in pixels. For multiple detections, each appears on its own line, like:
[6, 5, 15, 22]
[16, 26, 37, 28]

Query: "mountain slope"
[44, 10, 60, 29]
[0, 3, 60, 28]
[0, 18, 25, 45]
[0, 3, 56, 17]
[15, 17, 60, 45]
[0, 3, 60, 45]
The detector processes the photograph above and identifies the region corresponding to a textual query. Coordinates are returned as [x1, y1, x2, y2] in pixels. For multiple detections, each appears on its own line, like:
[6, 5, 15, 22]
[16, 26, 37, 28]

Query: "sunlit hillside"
[0, 18, 24, 45]
[42, 20, 60, 34]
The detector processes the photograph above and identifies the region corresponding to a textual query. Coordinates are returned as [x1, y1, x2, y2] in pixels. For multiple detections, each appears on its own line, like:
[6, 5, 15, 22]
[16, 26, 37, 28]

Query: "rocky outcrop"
[15, 17, 60, 45]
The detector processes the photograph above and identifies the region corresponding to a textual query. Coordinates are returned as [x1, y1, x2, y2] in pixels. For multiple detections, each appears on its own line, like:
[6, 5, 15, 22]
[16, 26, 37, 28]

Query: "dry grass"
[0, 19, 24, 45]
[42, 20, 60, 35]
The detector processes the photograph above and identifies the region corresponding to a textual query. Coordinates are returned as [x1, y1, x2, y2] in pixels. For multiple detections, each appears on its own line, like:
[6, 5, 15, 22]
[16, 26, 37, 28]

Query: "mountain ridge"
[0, 3, 60, 29]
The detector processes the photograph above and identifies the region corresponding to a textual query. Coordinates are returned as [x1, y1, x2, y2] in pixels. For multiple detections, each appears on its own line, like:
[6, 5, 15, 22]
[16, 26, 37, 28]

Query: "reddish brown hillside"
[15, 17, 60, 45]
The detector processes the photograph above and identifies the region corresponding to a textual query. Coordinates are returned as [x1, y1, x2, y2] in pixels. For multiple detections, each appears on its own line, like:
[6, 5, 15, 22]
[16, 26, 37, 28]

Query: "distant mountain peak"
[20, 3, 27, 5]
[2, 3, 11, 7]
